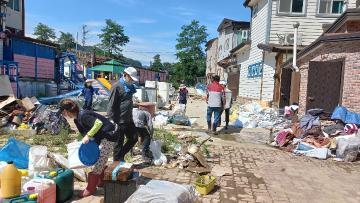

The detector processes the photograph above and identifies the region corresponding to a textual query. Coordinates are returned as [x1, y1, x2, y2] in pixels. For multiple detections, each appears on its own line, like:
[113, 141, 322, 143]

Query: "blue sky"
[26, 0, 250, 65]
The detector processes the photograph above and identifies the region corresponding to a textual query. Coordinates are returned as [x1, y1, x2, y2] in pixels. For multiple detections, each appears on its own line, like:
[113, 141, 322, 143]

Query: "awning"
[90, 60, 124, 73]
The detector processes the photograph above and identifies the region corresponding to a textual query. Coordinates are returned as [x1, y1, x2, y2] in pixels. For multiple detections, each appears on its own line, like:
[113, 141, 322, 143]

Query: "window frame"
[225, 39, 230, 50]
[277, 0, 307, 17]
[7, 0, 20, 12]
[316, 0, 345, 17]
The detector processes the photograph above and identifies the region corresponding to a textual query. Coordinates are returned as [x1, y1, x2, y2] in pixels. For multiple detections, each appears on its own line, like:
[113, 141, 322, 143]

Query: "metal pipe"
[293, 22, 300, 72]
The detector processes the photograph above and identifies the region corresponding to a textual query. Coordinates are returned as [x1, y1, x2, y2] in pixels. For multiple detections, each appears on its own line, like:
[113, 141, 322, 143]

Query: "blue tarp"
[0, 137, 30, 169]
[331, 105, 360, 125]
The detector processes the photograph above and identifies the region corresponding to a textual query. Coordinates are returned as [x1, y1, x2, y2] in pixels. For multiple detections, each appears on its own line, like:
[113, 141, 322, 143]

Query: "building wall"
[297, 41, 360, 114]
[6, 0, 24, 31]
[206, 39, 224, 81]
[269, 0, 357, 46]
[239, 0, 272, 100]
[218, 28, 237, 61]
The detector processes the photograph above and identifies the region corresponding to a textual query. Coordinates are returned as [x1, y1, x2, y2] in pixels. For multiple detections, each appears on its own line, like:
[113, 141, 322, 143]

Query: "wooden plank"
[48, 153, 86, 182]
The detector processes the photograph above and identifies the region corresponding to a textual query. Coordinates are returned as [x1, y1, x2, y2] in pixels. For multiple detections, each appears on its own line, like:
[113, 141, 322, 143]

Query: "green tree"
[98, 19, 129, 56]
[175, 20, 208, 85]
[33, 23, 56, 42]
[150, 54, 163, 71]
[162, 62, 172, 72]
[58, 32, 76, 51]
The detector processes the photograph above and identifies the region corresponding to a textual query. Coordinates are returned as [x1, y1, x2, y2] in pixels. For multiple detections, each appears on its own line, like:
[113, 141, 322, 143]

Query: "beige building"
[205, 38, 223, 84]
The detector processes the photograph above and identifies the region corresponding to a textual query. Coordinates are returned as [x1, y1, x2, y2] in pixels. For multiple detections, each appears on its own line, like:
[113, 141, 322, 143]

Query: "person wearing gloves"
[78, 79, 96, 110]
[59, 99, 116, 198]
[107, 67, 139, 162]
[132, 104, 153, 162]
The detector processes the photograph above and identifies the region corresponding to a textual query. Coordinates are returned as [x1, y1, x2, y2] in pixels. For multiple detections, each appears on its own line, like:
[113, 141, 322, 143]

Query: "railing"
[0, 60, 19, 97]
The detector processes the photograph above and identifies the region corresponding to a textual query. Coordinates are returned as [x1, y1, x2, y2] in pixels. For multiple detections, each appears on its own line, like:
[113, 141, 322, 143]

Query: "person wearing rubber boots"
[107, 67, 139, 162]
[59, 99, 116, 198]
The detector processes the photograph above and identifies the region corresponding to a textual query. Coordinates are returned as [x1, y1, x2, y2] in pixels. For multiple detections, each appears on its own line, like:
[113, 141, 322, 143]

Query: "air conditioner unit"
[284, 33, 302, 46]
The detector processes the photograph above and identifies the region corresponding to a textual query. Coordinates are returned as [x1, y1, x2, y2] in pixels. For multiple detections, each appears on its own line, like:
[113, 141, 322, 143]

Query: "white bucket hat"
[124, 67, 139, 82]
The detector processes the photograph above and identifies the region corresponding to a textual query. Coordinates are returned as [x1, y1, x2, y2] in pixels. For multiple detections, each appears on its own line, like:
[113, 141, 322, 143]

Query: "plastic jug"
[2, 194, 37, 203]
[45, 169, 74, 203]
[0, 161, 21, 199]
[23, 179, 56, 203]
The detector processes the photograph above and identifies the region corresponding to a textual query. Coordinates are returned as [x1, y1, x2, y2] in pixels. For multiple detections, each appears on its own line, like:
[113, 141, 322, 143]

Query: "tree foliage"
[33, 23, 56, 42]
[98, 19, 129, 56]
[175, 20, 208, 85]
[58, 32, 76, 51]
[150, 54, 163, 71]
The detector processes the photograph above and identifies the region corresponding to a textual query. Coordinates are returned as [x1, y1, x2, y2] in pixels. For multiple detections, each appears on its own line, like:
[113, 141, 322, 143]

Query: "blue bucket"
[78, 141, 100, 166]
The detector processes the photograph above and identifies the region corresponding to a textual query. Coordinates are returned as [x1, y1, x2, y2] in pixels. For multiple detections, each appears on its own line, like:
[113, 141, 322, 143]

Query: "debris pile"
[230, 102, 286, 129]
[271, 106, 360, 162]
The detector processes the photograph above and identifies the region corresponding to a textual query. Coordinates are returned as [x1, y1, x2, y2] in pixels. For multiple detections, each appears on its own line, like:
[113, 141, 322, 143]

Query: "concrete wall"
[206, 39, 225, 81]
[18, 80, 54, 98]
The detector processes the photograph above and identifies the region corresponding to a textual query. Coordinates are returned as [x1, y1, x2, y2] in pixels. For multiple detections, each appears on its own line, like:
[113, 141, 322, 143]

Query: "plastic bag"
[150, 141, 167, 166]
[336, 137, 360, 160]
[331, 105, 347, 121]
[0, 137, 30, 169]
[67, 141, 86, 169]
[154, 115, 168, 128]
[28, 146, 50, 176]
[169, 115, 191, 126]
[125, 180, 197, 203]
[294, 148, 330, 160]
[172, 104, 186, 116]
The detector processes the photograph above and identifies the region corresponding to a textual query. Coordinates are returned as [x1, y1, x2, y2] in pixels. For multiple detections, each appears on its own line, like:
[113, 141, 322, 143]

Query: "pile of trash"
[230, 102, 286, 129]
[153, 104, 195, 128]
[271, 106, 360, 162]
[0, 95, 69, 135]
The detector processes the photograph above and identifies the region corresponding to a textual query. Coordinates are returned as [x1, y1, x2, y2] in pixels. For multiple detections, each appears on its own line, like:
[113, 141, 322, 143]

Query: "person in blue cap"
[59, 99, 116, 198]
[78, 79, 96, 110]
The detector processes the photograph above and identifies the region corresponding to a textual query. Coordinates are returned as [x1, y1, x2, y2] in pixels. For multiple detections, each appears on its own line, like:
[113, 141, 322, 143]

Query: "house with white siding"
[239, 0, 358, 106]
[214, 19, 250, 98]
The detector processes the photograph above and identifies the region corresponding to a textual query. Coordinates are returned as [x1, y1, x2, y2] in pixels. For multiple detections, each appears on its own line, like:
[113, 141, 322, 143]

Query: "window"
[318, 0, 344, 15]
[278, 0, 305, 15]
[225, 39, 230, 50]
[7, 0, 20, 11]
[242, 30, 248, 41]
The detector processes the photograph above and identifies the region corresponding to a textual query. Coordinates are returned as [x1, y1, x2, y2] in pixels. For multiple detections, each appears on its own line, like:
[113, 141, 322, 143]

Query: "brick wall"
[297, 41, 360, 114]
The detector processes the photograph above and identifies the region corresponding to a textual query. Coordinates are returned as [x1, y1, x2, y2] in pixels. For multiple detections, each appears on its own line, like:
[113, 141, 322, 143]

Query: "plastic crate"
[194, 175, 216, 195]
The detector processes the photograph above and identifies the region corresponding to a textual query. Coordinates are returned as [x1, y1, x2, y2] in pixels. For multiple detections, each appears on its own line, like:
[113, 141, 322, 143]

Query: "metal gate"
[306, 61, 343, 112]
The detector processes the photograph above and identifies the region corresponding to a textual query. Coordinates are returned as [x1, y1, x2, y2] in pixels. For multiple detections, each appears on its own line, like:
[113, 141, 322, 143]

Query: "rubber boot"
[97, 168, 106, 188]
[79, 172, 100, 198]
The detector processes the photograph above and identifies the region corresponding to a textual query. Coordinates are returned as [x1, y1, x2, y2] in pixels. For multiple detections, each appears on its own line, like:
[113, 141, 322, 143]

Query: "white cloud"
[135, 18, 157, 24]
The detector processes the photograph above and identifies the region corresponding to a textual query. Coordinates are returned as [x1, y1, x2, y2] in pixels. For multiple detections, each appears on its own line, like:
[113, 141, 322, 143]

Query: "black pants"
[225, 108, 230, 127]
[136, 127, 151, 158]
[113, 122, 138, 161]
[83, 98, 93, 110]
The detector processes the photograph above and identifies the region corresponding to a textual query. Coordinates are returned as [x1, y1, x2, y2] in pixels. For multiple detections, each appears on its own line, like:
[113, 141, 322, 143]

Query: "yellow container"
[18, 169, 28, 177]
[0, 161, 21, 198]
[194, 175, 216, 195]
